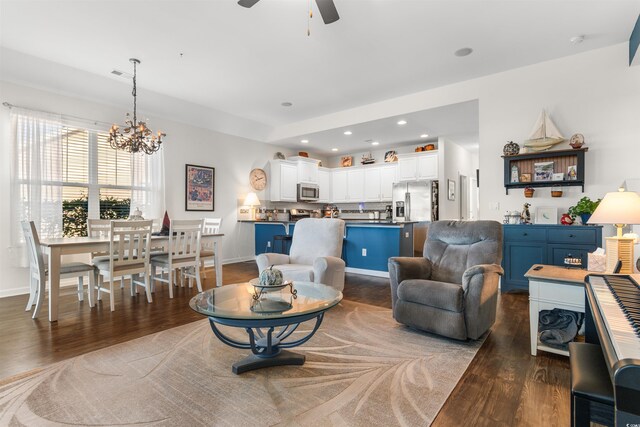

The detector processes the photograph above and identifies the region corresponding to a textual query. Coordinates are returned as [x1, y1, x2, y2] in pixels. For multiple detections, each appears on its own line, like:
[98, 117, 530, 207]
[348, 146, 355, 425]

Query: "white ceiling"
[273, 100, 479, 154]
[1, 0, 639, 147]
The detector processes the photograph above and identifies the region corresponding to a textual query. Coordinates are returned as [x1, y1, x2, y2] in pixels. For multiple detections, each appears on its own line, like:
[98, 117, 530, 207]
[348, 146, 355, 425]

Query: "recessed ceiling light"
[420, 134, 429, 138]
[300, 139, 309, 143]
[570, 35, 584, 44]
[371, 141, 380, 146]
[454, 47, 473, 57]
[343, 130, 352, 135]
[331, 148, 338, 152]
[281, 102, 293, 107]
[397, 120, 407, 125]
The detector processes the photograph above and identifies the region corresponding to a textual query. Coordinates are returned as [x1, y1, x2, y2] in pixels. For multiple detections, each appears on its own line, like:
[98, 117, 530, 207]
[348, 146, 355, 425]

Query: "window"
[11, 108, 164, 257]
[61, 126, 142, 236]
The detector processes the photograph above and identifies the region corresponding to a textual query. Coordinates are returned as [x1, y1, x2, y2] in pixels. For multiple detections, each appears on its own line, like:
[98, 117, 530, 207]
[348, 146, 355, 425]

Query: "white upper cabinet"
[296, 158, 319, 183]
[397, 152, 438, 181]
[397, 157, 418, 181]
[417, 153, 438, 180]
[347, 169, 365, 202]
[364, 167, 382, 202]
[380, 165, 396, 200]
[269, 160, 298, 202]
[331, 169, 348, 203]
[317, 168, 331, 203]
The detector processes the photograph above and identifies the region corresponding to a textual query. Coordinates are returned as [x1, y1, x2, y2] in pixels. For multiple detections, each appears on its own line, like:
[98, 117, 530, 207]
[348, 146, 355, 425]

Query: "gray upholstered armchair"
[388, 220, 503, 340]
[256, 218, 346, 291]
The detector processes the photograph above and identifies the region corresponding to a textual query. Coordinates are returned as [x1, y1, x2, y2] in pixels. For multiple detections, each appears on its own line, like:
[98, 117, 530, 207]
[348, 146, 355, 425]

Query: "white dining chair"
[22, 221, 97, 319]
[88, 218, 131, 290]
[151, 219, 203, 298]
[93, 220, 153, 311]
[200, 217, 222, 279]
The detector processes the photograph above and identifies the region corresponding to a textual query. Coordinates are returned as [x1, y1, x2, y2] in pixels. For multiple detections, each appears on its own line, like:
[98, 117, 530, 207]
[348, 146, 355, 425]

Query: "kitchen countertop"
[238, 219, 420, 225]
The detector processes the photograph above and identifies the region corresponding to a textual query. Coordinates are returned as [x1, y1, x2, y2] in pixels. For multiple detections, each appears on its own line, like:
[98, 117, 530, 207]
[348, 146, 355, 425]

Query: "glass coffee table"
[190, 281, 342, 374]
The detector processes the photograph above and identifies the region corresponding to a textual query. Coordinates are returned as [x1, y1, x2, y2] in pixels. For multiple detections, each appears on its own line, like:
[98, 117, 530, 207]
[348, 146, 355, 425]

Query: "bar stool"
[273, 235, 292, 254]
[568, 342, 614, 427]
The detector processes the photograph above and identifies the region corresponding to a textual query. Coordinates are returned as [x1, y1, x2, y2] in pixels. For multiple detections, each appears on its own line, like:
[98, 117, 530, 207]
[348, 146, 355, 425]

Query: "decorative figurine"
[521, 203, 531, 224]
[503, 140, 520, 156]
[560, 213, 574, 225]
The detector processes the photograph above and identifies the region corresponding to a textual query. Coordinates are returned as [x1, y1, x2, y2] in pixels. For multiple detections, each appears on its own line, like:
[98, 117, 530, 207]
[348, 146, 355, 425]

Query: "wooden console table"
[525, 264, 593, 356]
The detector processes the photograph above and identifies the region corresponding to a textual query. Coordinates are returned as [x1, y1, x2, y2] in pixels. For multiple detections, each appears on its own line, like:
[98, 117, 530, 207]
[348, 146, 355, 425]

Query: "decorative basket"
[524, 187, 535, 198]
[503, 141, 520, 156]
[551, 190, 563, 197]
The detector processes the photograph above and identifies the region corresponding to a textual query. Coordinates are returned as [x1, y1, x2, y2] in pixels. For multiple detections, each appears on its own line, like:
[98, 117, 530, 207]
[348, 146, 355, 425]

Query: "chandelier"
[108, 58, 165, 154]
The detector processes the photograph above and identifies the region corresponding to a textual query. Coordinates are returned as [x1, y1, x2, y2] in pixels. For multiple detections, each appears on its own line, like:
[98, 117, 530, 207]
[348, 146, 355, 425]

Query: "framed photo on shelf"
[535, 206, 558, 224]
[447, 179, 456, 201]
[185, 164, 215, 211]
[567, 165, 578, 180]
[534, 161, 554, 181]
[552, 173, 565, 181]
[341, 156, 353, 167]
[519, 173, 532, 183]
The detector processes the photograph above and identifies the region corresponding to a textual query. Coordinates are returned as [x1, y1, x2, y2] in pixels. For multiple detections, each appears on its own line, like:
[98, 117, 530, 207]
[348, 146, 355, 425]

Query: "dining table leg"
[48, 246, 62, 322]
[214, 238, 222, 287]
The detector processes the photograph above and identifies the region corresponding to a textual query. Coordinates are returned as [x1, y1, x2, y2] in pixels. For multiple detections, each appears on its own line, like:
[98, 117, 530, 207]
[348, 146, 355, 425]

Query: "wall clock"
[250, 168, 267, 191]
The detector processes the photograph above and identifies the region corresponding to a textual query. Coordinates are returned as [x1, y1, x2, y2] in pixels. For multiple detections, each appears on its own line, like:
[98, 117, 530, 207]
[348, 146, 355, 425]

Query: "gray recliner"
[388, 220, 504, 340]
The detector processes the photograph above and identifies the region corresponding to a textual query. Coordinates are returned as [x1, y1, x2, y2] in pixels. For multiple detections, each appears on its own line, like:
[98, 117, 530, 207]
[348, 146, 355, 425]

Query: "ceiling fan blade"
[315, 0, 340, 24]
[238, 0, 261, 8]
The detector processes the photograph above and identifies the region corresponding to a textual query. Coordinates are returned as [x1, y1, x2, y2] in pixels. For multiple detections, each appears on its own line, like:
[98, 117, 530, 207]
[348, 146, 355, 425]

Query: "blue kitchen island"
[250, 220, 416, 276]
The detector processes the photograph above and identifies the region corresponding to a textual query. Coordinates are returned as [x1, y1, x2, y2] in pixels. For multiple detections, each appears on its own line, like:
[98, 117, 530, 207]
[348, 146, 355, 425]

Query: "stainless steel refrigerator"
[392, 181, 439, 222]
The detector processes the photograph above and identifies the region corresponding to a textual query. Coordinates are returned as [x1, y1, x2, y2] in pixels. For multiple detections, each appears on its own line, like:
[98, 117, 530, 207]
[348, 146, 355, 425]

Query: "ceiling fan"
[237, 0, 340, 25]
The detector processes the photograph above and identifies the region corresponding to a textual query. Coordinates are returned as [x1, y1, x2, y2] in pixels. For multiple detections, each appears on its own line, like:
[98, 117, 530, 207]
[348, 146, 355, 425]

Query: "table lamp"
[587, 187, 640, 274]
[243, 192, 261, 220]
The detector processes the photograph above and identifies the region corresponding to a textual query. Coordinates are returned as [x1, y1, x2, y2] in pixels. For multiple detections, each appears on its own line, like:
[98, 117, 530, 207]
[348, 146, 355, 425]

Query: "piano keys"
[585, 274, 640, 427]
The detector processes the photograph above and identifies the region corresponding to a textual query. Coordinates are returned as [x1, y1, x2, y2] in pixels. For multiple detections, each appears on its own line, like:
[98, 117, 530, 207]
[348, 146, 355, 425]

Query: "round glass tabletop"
[189, 281, 343, 320]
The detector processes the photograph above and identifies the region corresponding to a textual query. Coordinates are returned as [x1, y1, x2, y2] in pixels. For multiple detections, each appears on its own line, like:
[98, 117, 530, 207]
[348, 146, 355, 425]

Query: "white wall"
[0, 81, 300, 297]
[271, 43, 640, 230]
[439, 139, 477, 220]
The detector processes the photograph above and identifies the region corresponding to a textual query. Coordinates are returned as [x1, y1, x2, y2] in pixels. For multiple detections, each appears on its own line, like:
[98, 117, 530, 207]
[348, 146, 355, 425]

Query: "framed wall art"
[535, 206, 558, 224]
[185, 164, 215, 211]
[341, 156, 353, 167]
[447, 179, 456, 201]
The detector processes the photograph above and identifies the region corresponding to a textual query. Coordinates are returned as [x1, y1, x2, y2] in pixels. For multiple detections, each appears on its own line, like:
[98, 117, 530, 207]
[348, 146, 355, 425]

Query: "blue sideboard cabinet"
[501, 224, 602, 292]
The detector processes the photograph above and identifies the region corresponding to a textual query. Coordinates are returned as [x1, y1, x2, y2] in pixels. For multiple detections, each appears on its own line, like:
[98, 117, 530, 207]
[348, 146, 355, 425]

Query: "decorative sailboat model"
[523, 110, 564, 152]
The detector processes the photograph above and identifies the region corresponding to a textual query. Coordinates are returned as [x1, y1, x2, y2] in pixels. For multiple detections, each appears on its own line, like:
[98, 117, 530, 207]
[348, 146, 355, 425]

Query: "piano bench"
[569, 342, 614, 427]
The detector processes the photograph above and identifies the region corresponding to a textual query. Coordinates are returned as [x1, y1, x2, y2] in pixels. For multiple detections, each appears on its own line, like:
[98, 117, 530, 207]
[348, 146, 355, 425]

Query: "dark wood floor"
[0, 263, 570, 426]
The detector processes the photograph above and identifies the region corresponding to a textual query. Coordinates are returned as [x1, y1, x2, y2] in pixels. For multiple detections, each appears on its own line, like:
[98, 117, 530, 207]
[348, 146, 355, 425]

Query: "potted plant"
[568, 196, 601, 224]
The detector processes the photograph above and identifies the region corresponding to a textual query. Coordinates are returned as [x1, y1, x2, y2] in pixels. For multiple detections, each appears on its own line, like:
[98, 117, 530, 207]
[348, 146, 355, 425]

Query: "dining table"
[39, 233, 224, 322]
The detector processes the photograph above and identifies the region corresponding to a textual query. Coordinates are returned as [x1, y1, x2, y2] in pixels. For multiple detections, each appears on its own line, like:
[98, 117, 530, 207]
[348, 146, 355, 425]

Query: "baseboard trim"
[222, 256, 255, 264]
[345, 267, 389, 278]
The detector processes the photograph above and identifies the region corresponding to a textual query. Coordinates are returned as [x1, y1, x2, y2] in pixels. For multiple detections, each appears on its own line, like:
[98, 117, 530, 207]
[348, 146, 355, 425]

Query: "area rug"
[0, 301, 483, 426]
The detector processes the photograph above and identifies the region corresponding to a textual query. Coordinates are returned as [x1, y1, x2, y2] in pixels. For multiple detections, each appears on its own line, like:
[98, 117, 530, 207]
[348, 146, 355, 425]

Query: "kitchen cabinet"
[347, 169, 365, 202]
[331, 168, 364, 203]
[380, 165, 396, 200]
[363, 165, 396, 202]
[331, 169, 348, 203]
[296, 158, 319, 184]
[364, 168, 381, 201]
[417, 153, 438, 179]
[269, 160, 297, 202]
[397, 152, 438, 181]
[501, 224, 602, 292]
[317, 167, 331, 203]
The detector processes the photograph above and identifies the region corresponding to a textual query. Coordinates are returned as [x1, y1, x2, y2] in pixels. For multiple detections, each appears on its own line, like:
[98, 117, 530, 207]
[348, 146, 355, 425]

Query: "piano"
[585, 274, 640, 426]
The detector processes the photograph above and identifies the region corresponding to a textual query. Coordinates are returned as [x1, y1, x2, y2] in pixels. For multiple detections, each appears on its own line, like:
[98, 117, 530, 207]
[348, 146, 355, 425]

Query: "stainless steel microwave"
[297, 183, 319, 202]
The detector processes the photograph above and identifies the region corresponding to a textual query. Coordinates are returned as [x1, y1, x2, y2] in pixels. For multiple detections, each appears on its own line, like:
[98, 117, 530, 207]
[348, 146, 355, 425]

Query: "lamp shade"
[587, 189, 640, 225]
[243, 192, 261, 207]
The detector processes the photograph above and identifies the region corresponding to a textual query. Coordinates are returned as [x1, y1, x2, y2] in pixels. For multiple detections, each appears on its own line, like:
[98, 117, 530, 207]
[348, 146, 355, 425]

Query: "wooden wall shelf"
[502, 148, 588, 194]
